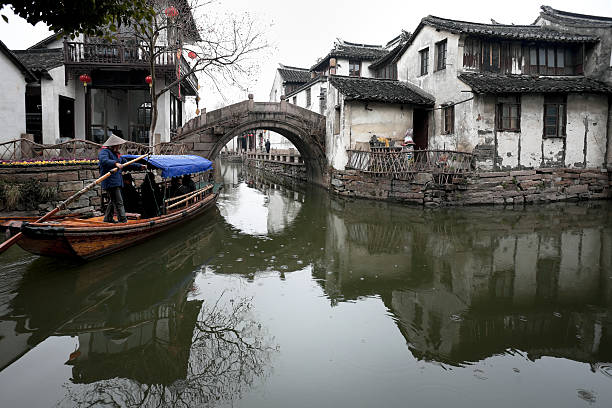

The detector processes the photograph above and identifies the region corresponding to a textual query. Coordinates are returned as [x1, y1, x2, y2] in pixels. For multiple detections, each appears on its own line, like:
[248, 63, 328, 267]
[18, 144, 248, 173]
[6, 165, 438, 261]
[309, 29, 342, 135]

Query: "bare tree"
[130, 0, 269, 144]
[57, 294, 277, 407]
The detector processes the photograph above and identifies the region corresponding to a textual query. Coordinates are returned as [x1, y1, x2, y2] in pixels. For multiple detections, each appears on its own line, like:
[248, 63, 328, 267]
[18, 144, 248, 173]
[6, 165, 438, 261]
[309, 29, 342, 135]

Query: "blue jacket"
[98, 148, 141, 190]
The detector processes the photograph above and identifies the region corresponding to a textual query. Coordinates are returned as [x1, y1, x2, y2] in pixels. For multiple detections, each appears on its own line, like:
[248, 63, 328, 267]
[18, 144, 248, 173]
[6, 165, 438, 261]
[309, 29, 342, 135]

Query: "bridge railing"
[346, 149, 475, 184]
[244, 149, 304, 165]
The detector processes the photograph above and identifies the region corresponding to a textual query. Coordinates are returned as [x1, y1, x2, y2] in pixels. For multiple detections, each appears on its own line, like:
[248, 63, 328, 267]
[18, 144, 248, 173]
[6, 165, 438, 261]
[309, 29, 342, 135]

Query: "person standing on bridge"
[265, 139, 271, 154]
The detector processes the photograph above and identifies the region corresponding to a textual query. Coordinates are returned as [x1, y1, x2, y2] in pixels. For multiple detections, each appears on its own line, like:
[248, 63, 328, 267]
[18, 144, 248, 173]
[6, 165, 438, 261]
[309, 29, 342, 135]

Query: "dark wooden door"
[413, 108, 429, 150]
[59, 96, 75, 140]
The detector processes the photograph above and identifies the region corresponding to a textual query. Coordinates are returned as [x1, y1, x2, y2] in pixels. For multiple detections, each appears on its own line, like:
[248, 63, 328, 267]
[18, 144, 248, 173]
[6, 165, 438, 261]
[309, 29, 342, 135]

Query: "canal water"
[0, 161, 611, 408]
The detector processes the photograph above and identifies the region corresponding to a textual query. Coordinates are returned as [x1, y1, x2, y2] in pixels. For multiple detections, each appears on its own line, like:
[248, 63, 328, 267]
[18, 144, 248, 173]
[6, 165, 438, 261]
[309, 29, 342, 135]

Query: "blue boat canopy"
[123, 154, 213, 179]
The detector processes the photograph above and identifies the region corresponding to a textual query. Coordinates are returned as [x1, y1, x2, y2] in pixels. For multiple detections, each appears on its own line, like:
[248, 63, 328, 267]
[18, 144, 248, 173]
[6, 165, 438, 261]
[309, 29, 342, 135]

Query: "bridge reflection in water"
[0, 160, 610, 407]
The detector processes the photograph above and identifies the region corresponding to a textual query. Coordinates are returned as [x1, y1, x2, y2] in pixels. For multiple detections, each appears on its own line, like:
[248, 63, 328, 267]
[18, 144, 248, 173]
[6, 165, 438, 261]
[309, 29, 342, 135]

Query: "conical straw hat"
[103, 134, 127, 147]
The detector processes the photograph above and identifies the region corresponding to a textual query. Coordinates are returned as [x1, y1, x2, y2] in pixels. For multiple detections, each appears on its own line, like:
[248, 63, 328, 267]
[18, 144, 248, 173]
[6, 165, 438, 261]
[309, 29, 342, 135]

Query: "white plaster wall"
[0, 52, 26, 143]
[269, 70, 284, 102]
[324, 85, 348, 170]
[41, 65, 77, 143]
[472, 93, 607, 170]
[155, 85, 171, 142]
[519, 95, 544, 168]
[566, 93, 608, 167]
[347, 101, 413, 146]
[287, 79, 327, 114]
[397, 27, 474, 151]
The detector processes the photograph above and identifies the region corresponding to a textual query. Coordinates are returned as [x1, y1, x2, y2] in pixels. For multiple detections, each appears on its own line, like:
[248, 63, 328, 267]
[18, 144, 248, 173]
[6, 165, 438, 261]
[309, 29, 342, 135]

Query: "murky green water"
[0, 161, 611, 407]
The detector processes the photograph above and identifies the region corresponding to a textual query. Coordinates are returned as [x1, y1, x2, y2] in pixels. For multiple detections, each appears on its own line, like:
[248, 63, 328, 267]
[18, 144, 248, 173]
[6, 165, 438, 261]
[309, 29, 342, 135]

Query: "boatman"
[98, 135, 146, 223]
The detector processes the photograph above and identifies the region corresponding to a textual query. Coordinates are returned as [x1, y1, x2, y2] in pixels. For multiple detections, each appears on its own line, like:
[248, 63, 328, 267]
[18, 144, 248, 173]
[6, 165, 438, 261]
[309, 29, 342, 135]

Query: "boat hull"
[17, 193, 218, 261]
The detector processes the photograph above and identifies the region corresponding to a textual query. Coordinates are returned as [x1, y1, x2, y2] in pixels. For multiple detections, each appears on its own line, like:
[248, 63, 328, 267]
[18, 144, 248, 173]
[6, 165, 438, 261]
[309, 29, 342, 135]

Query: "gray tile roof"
[329, 76, 434, 105]
[422, 15, 599, 42]
[13, 48, 64, 74]
[539, 6, 612, 28]
[459, 72, 612, 94]
[311, 42, 389, 71]
[278, 66, 311, 83]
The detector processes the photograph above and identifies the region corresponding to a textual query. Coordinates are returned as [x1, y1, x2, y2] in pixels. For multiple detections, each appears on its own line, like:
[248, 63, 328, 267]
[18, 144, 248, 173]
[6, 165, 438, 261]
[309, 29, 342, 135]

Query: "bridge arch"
[173, 98, 327, 185]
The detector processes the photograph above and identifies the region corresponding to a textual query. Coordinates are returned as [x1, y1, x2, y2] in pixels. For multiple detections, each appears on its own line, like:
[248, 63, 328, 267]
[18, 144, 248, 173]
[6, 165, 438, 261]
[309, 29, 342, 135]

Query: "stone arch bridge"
[173, 96, 327, 185]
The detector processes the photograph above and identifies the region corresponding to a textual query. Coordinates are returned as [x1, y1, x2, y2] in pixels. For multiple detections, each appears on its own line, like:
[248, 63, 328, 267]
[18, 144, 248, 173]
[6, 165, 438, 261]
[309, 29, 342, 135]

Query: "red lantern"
[164, 6, 179, 18]
[145, 75, 153, 88]
[188, 51, 197, 60]
[79, 73, 92, 88]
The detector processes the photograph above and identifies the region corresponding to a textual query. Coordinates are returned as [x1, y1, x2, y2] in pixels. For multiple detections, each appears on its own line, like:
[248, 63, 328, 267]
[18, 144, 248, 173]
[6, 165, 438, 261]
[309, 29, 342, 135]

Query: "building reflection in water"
[315, 201, 612, 371]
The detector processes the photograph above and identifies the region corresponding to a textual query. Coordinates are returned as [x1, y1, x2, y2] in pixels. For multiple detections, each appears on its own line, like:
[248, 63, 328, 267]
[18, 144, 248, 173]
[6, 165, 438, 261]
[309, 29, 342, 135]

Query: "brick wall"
[331, 168, 612, 206]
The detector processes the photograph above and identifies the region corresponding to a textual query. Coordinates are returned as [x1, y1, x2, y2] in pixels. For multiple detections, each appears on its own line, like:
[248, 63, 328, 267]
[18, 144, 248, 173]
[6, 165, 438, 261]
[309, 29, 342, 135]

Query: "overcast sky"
[1, 0, 611, 110]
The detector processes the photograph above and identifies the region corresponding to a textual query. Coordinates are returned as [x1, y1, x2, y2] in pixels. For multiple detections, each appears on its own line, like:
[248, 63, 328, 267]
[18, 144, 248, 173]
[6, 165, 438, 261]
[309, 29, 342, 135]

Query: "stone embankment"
[243, 150, 306, 182]
[331, 168, 611, 206]
[0, 164, 101, 214]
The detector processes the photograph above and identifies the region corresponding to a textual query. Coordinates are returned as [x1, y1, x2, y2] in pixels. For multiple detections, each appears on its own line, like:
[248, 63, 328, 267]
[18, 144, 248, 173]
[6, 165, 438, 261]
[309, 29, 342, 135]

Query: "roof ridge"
[279, 65, 309, 71]
[339, 41, 384, 49]
[13, 48, 63, 53]
[425, 14, 537, 28]
[331, 75, 398, 82]
[540, 5, 612, 22]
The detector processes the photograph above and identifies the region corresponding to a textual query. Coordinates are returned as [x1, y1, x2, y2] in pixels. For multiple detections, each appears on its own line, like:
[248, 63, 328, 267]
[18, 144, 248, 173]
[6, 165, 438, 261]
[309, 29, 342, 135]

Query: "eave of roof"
[369, 42, 405, 69]
[278, 66, 311, 83]
[0, 40, 37, 82]
[13, 48, 65, 76]
[329, 75, 434, 105]
[420, 15, 599, 42]
[310, 43, 389, 72]
[458, 72, 612, 94]
[540, 5, 612, 26]
[27, 32, 63, 50]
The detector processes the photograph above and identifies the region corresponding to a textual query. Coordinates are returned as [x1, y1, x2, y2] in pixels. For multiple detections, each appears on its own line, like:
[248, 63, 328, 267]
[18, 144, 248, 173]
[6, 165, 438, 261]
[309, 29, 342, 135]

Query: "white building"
[265, 64, 311, 150]
[3, 1, 200, 147]
[394, 14, 612, 170]
[0, 40, 36, 145]
[269, 8, 612, 172]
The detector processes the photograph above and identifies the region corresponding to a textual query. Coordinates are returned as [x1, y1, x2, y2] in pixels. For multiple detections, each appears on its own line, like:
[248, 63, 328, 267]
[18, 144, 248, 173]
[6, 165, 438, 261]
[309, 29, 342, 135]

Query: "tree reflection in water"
[57, 293, 276, 408]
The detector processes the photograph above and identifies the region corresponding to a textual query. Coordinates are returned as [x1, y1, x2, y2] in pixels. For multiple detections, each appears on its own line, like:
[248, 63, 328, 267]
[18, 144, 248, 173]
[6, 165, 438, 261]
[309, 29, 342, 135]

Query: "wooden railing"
[64, 41, 198, 92]
[346, 149, 475, 183]
[0, 138, 188, 162]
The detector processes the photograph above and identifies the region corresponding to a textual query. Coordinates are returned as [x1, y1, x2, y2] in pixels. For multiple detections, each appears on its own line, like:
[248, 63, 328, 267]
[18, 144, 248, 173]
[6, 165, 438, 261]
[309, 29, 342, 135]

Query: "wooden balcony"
[63, 41, 198, 94]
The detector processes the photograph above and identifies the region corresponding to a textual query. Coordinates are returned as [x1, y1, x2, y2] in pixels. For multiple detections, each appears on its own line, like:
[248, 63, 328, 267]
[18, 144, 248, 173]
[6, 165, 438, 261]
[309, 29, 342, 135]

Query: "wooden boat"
[4, 155, 220, 261]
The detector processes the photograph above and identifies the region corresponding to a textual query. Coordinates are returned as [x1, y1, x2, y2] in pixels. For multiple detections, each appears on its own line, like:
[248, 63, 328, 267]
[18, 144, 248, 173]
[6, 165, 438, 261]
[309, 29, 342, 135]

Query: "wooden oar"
[0, 153, 148, 255]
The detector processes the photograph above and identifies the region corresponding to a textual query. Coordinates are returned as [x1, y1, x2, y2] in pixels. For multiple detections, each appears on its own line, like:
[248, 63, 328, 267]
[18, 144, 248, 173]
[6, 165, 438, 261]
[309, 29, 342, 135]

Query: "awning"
[123, 154, 213, 178]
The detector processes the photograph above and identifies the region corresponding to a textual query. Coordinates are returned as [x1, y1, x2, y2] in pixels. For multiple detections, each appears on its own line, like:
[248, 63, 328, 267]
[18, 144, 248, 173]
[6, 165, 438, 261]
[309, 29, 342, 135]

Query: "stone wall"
[331, 168, 611, 206]
[0, 164, 101, 215]
[244, 157, 307, 182]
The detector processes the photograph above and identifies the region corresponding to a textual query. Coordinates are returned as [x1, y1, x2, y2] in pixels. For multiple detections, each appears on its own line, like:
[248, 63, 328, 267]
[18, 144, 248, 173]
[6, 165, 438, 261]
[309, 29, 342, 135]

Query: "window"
[526, 45, 582, 75]
[419, 48, 429, 76]
[442, 105, 454, 134]
[435, 39, 447, 71]
[497, 95, 521, 131]
[543, 95, 566, 138]
[349, 60, 361, 77]
[306, 88, 311, 107]
[333, 107, 340, 135]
